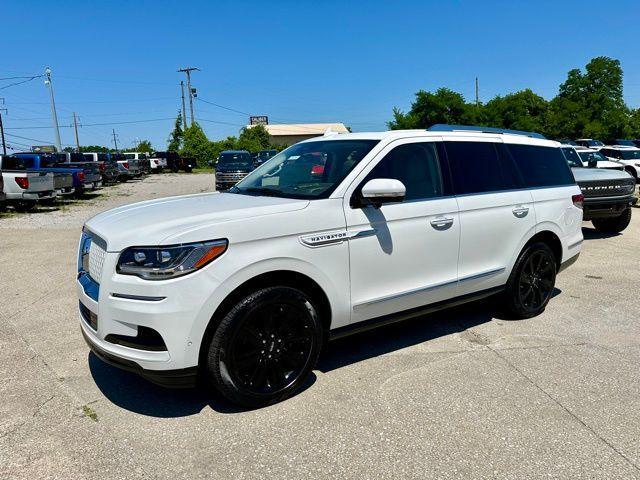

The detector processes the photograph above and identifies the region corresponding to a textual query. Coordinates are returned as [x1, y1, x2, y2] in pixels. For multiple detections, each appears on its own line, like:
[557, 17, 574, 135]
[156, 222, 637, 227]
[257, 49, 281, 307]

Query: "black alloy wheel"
[517, 250, 555, 313]
[503, 242, 557, 319]
[207, 287, 323, 407]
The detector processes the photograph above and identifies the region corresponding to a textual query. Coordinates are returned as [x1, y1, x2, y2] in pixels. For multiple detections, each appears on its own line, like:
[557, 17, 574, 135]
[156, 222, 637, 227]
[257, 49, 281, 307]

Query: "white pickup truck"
[0, 155, 56, 211]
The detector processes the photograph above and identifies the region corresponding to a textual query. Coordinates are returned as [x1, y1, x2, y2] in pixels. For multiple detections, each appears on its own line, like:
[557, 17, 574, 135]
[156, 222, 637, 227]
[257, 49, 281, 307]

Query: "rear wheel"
[592, 208, 632, 233]
[206, 286, 323, 408]
[502, 242, 557, 319]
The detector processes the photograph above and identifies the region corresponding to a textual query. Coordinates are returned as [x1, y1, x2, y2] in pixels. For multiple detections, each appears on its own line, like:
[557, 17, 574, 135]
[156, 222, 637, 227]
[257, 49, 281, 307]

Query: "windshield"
[620, 150, 640, 160]
[231, 139, 379, 199]
[587, 140, 604, 147]
[578, 151, 608, 164]
[217, 152, 253, 169]
[562, 148, 583, 168]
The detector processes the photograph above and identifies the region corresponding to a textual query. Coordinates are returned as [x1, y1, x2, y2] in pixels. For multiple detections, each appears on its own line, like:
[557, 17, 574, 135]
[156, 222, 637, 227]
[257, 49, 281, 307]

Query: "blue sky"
[2, 0, 639, 151]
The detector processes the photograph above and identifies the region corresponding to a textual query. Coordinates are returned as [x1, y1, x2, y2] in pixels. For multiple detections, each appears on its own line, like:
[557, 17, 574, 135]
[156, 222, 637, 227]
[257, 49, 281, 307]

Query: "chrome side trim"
[111, 293, 166, 302]
[353, 267, 505, 311]
[568, 239, 583, 249]
[299, 229, 376, 248]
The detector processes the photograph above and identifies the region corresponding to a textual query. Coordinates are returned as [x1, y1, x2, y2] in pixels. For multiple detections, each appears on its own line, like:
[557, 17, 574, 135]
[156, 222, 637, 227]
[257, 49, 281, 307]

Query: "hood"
[595, 160, 623, 169]
[571, 167, 634, 182]
[85, 192, 309, 251]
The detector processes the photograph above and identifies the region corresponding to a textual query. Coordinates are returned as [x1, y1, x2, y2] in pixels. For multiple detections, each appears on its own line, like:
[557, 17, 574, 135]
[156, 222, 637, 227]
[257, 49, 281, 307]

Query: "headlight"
[117, 239, 228, 280]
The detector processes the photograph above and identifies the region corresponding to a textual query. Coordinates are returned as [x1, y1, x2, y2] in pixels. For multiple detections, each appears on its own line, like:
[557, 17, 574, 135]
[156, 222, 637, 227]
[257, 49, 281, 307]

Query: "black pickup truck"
[562, 146, 637, 233]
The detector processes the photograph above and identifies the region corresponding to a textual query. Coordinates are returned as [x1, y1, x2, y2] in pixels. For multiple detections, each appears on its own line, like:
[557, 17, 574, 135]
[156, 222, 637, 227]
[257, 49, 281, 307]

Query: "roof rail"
[427, 124, 547, 139]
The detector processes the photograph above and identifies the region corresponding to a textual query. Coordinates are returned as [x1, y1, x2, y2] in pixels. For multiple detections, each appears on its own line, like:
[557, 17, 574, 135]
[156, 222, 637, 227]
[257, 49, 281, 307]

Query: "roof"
[248, 123, 349, 136]
[602, 145, 639, 150]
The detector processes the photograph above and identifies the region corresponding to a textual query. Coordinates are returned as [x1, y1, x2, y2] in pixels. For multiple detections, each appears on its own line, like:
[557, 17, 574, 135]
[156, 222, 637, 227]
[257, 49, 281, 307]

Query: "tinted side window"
[506, 144, 575, 187]
[364, 142, 444, 201]
[445, 141, 522, 194]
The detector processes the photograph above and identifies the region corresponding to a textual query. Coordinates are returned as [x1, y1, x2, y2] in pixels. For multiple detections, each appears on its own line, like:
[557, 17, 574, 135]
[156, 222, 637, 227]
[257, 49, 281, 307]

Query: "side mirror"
[357, 178, 406, 208]
[588, 159, 598, 168]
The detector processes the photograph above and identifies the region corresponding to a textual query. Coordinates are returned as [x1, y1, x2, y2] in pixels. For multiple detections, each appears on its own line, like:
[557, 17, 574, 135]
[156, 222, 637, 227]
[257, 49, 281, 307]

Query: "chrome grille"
[88, 241, 106, 283]
[579, 179, 636, 198]
[216, 172, 248, 183]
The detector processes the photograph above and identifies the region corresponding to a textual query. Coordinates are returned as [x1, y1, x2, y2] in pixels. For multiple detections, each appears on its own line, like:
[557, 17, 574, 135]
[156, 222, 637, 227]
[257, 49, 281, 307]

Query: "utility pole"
[178, 67, 199, 126]
[180, 81, 188, 130]
[475, 77, 479, 107]
[111, 129, 119, 151]
[73, 112, 80, 151]
[0, 98, 6, 156]
[44, 67, 62, 152]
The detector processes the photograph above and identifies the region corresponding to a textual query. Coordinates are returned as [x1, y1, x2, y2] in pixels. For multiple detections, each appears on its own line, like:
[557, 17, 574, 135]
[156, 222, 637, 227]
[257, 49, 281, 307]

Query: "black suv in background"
[253, 149, 279, 168]
[215, 150, 254, 191]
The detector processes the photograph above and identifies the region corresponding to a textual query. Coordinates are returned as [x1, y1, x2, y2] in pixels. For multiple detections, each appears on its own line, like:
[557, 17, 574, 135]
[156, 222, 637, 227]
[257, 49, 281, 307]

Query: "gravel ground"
[0, 173, 215, 230]
[1, 174, 640, 479]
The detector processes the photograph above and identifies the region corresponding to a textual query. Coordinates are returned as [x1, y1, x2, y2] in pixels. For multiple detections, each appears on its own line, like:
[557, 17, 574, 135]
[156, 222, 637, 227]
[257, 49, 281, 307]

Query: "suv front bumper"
[583, 195, 637, 221]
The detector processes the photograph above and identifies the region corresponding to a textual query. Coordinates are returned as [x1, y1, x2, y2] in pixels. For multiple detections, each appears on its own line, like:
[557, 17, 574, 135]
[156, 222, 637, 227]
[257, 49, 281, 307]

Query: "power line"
[0, 75, 43, 90]
[5, 116, 175, 129]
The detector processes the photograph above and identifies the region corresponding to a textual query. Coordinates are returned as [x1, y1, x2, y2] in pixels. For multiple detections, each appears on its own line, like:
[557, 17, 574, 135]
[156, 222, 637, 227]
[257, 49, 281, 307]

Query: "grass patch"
[192, 167, 214, 174]
[81, 404, 98, 422]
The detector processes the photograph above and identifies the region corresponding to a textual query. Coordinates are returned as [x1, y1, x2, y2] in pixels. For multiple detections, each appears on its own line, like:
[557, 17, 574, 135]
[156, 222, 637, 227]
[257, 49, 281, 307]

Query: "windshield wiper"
[240, 187, 284, 197]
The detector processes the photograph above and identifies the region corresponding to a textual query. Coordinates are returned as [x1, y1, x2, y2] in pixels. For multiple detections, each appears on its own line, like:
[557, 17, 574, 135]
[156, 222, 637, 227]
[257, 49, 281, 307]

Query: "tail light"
[78, 172, 86, 182]
[15, 177, 29, 189]
[123, 162, 129, 169]
[311, 164, 325, 175]
[572, 193, 584, 209]
[99, 163, 106, 172]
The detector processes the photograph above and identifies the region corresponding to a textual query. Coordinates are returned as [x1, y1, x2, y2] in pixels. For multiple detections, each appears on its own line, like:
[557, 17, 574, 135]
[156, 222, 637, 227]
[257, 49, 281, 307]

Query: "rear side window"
[444, 141, 522, 195]
[364, 142, 444, 201]
[600, 148, 620, 159]
[506, 144, 575, 187]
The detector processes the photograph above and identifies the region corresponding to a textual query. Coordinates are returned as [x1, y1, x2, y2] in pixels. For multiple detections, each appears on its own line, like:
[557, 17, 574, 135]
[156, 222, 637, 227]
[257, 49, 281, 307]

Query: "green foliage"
[123, 140, 153, 153]
[390, 57, 640, 141]
[78, 145, 111, 153]
[167, 111, 184, 152]
[181, 122, 216, 167]
[236, 125, 271, 152]
[388, 88, 482, 129]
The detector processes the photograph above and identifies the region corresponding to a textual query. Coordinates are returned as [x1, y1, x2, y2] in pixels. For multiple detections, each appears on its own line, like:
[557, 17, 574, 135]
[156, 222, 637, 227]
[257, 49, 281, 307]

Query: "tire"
[185, 167, 193, 173]
[502, 242, 557, 319]
[592, 208, 632, 233]
[205, 286, 324, 408]
[14, 201, 35, 212]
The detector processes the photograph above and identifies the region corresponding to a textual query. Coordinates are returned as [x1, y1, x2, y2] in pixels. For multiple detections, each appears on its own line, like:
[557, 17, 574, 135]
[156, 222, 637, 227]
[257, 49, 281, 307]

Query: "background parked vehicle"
[0, 169, 6, 211]
[82, 152, 117, 183]
[111, 153, 141, 177]
[0, 155, 56, 211]
[11, 153, 79, 198]
[214, 150, 254, 190]
[148, 151, 168, 172]
[124, 152, 151, 174]
[573, 146, 624, 171]
[575, 139, 604, 148]
[165, 152, 194, 173]
[253, 149, 279, 168]
[562, 146, 636, 233]
[599, 146, 640, 181]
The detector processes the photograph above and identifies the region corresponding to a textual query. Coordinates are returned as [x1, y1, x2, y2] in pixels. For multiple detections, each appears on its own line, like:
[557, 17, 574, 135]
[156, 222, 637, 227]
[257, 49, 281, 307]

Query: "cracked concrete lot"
[1, 173, 639, 479]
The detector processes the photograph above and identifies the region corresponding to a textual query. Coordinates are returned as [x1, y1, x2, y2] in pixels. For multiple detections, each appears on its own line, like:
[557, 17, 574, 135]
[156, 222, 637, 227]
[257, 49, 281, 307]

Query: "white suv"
[77, 125, 584, 407]
[599, 146, 640, 181]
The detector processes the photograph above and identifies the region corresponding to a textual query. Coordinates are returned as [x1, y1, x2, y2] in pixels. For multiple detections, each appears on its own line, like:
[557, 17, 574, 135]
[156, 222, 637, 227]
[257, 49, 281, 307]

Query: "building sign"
[31, 145, 57, 153]
[250, 116, 268, 126]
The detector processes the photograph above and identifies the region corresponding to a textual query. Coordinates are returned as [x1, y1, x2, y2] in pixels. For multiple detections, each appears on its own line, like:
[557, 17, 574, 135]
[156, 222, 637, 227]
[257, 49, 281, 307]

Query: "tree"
[78, 145, 110, 153]
[236, 125, 271, 152]
[123, 140, 153, 153]
[167, 111, 184, 152]
[388, 88, 482, 130]
[484, 89, 548, 133]
[181, 122, 216, 167]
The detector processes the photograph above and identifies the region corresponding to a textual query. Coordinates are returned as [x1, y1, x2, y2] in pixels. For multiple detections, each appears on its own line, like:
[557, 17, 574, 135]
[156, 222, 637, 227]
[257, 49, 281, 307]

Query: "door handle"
[512, 206, 530, 218]
[430, 216, 454, 230]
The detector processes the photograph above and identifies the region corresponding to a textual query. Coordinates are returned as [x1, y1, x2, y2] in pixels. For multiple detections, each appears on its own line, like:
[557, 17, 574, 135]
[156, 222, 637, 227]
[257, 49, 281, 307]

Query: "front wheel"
[205, 286, 323, 408]
[592, 208, 632, 233]
[502, 242, 557, 319]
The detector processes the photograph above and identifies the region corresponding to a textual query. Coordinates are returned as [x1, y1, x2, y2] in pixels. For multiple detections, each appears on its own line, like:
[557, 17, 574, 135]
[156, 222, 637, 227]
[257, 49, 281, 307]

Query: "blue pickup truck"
[12, 153, 96, 196]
